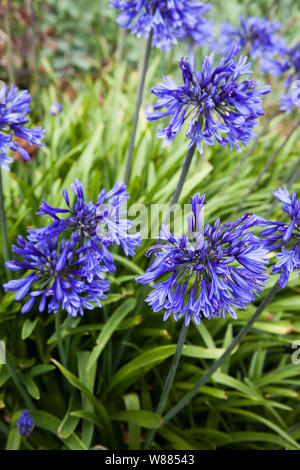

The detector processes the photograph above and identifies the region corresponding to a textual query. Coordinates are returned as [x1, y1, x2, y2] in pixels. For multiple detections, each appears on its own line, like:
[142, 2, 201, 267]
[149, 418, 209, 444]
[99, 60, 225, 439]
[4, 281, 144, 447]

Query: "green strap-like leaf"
[51, 358, 115, 448]
[108, 345, 177, 394]
[21, 318, 38, 340]
[31, 410, 87, 450]
[111, 410, 162, 429]
[58, 393, 80, 439]
[123, 393, 141, 450]
[87, 298, 136, 371]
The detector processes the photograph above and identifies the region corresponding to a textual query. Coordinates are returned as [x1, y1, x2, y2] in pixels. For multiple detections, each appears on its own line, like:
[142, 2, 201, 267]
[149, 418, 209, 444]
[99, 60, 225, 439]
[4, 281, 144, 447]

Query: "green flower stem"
[55, 310, 67, 368]
[5, 351, 36, 410]
[144, 321, 190, 450]
[232, 117, 300, 217]
[160, 281, 280, 428]
[124, 31, 153, 185]
[0, 168, 11, 281]
[4, 1, 15, 84]
[167, 144, 197, 214]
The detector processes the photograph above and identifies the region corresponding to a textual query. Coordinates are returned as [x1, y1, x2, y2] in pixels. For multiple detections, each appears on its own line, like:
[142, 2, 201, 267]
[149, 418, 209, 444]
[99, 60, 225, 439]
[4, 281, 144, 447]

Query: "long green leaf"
[31, 411, 87, 450]
[108, 345, 176, 393]
[111, 410, 162, 429]
[87, 298, 136, 371]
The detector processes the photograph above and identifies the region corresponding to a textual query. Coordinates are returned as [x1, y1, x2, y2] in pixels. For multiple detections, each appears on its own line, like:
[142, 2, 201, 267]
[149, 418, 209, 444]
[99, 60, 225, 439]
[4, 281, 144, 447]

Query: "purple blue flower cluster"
[261, 42, 300, 114]
[212, 15, 300, 114]
[28, 179, 141, 270]
[3, 180, 141, 316]
[261, 42, 300, 83]
[137, 194, 269, 325]
[279, 90, 300, 115]
[147, 47, 271, 153]
[3, 234, 110, 316]
[110, 0, 214, 50]
[17, 410, 34, 437]
[0, 85, 45, 170]
[218, 16, 283, 60]
[261, 187, 300, 288]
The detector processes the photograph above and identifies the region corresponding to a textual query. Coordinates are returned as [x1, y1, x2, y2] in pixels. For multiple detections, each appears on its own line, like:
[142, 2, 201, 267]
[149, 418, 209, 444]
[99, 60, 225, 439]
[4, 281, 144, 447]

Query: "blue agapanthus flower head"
[0, 84, 45, 170]
[261, 42, 300, 114]
[261, 42, 300, 83]
[137, 194, 269, 325]
[17, 410, 35, 437]
[261, 187, 300, 288]
[3, 233, 110, 316]
[28, 179, 141, 275]
[284, 43, 300, 85]
[147, 47, 271, 152]
[110, 0, 214, 50]
[280, 89, 300, 114]
[218, 16, 283, 60]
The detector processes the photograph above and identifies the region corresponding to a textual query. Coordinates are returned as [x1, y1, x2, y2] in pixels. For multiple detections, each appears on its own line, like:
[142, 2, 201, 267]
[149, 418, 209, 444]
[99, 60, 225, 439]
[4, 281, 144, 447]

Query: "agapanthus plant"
[3, 233, 110, 316]
[137, 194, 269, 325]
[110, 0, 213, 50]
[261, 187, 300, 288]
[0, 85, 45, 170]
[17, 410, 35, 437]
[148, 47, 271, 152]
[28, 179, 141, 275]
[218, 16, 283, 60]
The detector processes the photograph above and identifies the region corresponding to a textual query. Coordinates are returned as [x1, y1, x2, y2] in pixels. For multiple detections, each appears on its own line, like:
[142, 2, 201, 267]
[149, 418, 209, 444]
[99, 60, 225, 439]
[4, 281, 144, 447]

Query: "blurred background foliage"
[0, 0, 300, 450]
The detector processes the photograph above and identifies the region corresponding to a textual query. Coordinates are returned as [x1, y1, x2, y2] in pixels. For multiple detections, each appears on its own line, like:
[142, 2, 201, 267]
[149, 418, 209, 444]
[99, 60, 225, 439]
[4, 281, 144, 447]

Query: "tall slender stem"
[144, 321, 190, 449]
[124, 32, 153, 185]
[4, 1, 15, 84]
[168, 144, 197, 212]
[232, 118, 300, 216]
[161, 282, 280, 427]
[55, 310, 67, 367]
[0, 168, 11, 281]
